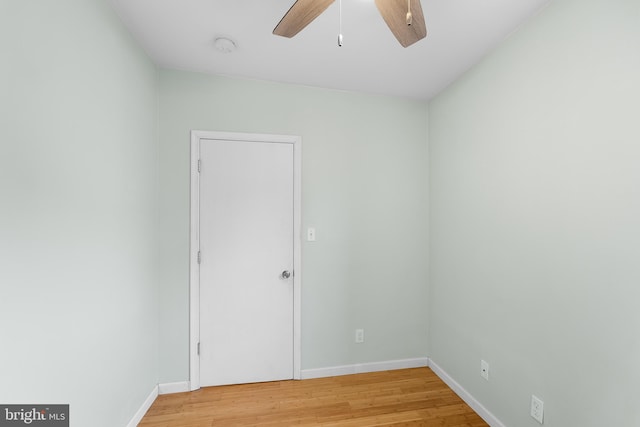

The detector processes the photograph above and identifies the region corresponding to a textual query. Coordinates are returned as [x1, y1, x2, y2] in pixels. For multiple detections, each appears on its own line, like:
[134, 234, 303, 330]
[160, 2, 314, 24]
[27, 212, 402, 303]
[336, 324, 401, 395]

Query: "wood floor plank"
[139, 368, 488, 427]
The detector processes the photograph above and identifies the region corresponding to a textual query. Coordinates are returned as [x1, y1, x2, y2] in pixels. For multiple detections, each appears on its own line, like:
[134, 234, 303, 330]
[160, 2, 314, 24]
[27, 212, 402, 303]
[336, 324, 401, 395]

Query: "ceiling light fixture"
[214, 37, 237, 53]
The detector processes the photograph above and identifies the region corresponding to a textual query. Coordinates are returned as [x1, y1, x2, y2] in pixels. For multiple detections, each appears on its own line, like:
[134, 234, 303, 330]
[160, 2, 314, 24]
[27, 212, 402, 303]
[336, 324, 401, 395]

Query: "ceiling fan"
[273, 0, 427, 48]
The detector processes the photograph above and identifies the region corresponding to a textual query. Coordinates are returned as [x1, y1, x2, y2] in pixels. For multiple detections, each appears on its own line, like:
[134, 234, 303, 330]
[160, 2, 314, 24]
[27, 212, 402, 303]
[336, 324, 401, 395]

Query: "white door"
[198, 138, 294, 387]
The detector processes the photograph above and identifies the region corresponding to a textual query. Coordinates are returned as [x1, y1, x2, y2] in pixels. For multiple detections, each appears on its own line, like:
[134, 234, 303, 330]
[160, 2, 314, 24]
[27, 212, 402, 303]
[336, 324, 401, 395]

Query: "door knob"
[281, 270, 291, 279]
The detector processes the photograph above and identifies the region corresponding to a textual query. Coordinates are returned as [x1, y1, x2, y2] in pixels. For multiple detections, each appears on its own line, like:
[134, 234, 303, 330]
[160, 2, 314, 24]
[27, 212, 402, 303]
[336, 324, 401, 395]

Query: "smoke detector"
[214, 37, 237, 53]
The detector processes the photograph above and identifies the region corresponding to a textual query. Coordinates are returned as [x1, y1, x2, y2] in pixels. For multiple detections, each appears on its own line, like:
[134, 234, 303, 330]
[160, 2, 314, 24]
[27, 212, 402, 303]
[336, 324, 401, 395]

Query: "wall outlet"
[480, 360, 489, 381]
[355, 329, 364, 343]
[530, 395, 544, 424]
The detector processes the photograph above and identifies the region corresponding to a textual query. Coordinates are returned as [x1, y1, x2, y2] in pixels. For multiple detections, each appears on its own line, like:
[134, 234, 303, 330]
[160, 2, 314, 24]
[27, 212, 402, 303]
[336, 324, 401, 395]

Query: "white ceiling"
[108, 0, 551, 100]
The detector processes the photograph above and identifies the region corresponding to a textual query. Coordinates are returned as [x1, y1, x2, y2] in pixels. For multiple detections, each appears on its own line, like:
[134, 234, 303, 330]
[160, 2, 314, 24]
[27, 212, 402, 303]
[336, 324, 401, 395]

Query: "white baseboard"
[301, 357, 429, 380]
[428, 359, 506, 427]
[126, 385, 158, 427]
[159, 381, 190, 395]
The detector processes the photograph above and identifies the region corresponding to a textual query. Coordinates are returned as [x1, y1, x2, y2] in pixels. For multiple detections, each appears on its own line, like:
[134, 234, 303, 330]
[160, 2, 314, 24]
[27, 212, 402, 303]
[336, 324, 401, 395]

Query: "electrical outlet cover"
[480, 360, 489, 381]
[531, 395, 544, 424]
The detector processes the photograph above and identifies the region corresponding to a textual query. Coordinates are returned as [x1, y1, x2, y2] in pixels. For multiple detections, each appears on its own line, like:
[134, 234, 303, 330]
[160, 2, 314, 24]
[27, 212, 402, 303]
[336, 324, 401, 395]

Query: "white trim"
[428, 359, 507, 427]
[158, 381, 191, 395]
[126, 385, 158, 427]
[189, 130, 303, 390]
[189, 132, 201, 390]
[301, 357, 429, 380]
[292, 134, 302, 379]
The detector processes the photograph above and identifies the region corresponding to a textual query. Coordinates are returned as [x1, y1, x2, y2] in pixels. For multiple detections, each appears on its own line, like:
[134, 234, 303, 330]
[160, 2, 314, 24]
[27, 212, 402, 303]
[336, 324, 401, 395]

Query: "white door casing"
[189, 131, 302, 390]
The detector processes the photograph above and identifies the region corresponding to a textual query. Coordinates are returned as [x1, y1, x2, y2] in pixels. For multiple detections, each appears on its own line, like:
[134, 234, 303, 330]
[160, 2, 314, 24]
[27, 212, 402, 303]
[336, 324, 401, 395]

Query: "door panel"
[199, 139, 294, 387]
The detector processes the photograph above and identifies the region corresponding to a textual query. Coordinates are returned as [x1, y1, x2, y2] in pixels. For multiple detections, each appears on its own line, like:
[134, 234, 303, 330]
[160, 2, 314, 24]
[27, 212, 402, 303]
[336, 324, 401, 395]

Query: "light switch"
[307, 227, 316, 241]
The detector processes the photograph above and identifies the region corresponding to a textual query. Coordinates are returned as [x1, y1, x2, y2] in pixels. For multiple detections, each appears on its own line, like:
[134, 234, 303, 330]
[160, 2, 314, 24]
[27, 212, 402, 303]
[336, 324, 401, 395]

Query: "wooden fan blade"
[273, 0, 336, 38]
[375, 0, 427, 47]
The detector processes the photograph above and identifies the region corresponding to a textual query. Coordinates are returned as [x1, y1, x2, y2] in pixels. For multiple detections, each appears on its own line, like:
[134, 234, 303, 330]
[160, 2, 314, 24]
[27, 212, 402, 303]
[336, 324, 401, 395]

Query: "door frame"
[189, 130, 302, 391]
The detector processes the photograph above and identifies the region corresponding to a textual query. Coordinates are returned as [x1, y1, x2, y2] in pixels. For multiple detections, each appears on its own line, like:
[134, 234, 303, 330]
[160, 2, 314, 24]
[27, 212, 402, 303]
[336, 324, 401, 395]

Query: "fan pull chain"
[406, 0, 413, 26]
[338, 0, 343, 46]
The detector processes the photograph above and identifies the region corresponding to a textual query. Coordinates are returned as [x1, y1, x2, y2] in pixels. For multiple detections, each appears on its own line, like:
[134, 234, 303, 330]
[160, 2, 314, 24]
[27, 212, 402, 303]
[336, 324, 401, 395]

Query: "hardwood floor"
[139, 367, 488, 426]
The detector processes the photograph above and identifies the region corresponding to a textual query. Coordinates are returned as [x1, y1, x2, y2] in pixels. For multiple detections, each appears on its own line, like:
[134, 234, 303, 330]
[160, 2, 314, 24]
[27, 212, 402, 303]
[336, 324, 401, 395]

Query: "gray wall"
[428, 0, 640, 425]
[158, 70, 430, 382]
[0, 1, 159, 426]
